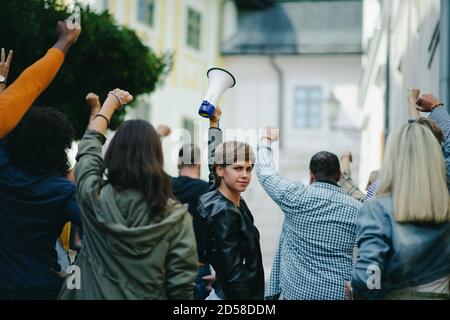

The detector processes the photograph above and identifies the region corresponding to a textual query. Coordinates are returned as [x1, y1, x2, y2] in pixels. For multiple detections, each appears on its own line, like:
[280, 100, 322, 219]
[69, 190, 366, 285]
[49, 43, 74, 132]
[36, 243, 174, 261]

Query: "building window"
[186, 7, 201, 50]
[133, 97, 151, 121]
[102, 0, 109, 12]
[182, 117, 196, 143]
[428, 21, 440, 68]
[137, 0, 155, 27]
[293, 87, 322, 129]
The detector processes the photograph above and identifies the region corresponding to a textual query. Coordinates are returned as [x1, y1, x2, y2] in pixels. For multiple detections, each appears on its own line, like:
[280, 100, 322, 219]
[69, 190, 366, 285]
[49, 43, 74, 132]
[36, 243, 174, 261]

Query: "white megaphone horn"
[198, 68, 236, 118]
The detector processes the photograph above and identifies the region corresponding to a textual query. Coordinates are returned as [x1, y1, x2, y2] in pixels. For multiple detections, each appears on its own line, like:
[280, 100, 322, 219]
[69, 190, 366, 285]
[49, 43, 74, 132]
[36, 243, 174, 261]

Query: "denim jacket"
[351, 106, 450, 300]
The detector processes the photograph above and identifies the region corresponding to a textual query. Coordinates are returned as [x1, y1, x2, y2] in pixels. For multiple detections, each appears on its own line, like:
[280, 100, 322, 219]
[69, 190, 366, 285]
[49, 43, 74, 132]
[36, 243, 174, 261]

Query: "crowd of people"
[0, 20, 449, 300]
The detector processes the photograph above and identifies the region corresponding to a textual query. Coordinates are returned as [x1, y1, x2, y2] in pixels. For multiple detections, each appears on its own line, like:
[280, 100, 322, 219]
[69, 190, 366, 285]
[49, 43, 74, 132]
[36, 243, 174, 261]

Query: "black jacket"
[198, 189, 265, 300]
[170, 176, 210, 262]
[0, 141, 82, 297]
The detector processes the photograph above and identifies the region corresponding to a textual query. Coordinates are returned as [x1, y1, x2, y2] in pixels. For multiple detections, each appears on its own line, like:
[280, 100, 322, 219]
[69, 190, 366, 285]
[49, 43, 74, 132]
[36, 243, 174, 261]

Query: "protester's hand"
[345, 282, 352, 300]
[0, 48, 13, 81]
[202, 274, 216, 292]
[89, 89, 132, 133]
[157, 124, 172, 138]
[53, 269, 68, 279]
[261, 126, 280, 143]
[103, 89, 133, 111]
[341, 151, 353, 163]
[340, 151, 352, 173]
[53, 20, 81, 55]
[86, 93, 102, 127]
[86, 93, 101, 114]
[210, 106, 222, 128]
[66, 168, 76, 183]
[416, 94, 442, 112]
[56, 20, 81, 45]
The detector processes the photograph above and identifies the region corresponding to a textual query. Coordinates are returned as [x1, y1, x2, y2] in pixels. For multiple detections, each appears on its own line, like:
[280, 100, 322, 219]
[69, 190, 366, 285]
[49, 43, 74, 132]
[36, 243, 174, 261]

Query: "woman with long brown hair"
[59, 89, 197, 300]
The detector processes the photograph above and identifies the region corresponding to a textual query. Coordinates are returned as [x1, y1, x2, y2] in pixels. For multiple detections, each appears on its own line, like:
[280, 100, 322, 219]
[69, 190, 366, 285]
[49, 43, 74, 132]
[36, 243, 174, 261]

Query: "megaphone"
[198, 68, 236, 118]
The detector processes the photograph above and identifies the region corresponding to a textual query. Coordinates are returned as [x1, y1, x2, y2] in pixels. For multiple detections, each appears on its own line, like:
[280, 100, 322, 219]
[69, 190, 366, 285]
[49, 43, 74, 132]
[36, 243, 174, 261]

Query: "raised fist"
[56, 20, 81, 45]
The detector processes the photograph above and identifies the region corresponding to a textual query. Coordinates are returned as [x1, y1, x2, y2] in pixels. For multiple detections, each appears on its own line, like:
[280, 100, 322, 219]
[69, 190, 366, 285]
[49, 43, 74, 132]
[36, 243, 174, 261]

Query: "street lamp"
[326, 92, 341, 130]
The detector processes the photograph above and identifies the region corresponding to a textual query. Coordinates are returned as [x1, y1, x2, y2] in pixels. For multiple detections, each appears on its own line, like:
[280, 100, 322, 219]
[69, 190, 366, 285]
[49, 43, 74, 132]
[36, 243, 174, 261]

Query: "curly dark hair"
[5, 107, 75, 176]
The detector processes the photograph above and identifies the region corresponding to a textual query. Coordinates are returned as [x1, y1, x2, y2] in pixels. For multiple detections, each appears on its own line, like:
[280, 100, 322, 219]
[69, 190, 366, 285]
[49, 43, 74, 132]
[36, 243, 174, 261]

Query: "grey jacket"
[58, 129, 197, 300]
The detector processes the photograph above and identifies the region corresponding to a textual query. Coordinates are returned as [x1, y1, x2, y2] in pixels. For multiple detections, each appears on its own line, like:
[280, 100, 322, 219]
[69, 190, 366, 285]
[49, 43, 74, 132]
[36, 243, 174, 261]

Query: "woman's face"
[217, 161, 253, 193]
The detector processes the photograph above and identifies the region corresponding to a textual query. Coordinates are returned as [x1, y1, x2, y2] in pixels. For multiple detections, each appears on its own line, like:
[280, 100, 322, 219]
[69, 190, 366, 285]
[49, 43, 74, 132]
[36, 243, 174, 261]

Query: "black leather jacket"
[198, 190, 265, 300]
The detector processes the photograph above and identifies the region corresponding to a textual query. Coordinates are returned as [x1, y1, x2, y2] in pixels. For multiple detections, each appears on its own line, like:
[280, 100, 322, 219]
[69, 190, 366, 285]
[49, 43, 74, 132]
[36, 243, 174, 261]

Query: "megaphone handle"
[199, 100, 215, 118]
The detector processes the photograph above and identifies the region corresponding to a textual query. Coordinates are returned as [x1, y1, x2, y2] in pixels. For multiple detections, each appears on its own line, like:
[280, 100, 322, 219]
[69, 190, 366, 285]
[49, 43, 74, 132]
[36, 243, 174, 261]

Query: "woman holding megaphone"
[198, 107, 265, 300]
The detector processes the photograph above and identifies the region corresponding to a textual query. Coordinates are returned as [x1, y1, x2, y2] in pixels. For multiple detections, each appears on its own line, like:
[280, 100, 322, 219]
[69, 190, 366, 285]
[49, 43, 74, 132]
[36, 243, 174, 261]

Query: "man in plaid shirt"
[257, 128, 362, 300]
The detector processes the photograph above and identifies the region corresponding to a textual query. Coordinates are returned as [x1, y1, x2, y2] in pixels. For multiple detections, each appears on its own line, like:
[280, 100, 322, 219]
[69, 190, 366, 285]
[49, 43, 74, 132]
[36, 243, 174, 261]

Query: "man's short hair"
[309, 151, 341, 182]
[178, 143, 201, 169]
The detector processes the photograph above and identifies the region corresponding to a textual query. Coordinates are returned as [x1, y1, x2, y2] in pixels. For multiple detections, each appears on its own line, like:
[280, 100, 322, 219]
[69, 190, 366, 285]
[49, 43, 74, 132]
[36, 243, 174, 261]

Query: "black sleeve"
[208, 127, 223, 186]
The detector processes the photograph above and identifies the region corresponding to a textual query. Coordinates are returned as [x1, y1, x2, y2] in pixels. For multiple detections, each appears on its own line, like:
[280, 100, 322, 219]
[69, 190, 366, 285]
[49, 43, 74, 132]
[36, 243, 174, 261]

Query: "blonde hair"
[377, 123, 450, 223]
[213, 141, 255, 186]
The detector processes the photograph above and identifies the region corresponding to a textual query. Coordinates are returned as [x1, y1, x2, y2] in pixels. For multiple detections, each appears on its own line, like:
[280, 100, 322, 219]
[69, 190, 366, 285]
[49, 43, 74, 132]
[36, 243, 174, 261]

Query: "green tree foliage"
[0, 0, 172, 138]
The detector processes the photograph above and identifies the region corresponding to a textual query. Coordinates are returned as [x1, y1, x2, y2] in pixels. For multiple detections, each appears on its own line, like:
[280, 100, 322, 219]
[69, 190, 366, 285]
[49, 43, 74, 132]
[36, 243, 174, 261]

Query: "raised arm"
[0, 48, 13, 95]
[429, 106, 450, 190]
[85, 93, 102, 127]
[416, 94, 450, 189]
[256, 127, 306, 210]
[156, 124, 172, 138]
[208, 107, 223, 185]
[417, 94, 450, 141]
[0, 21, 81, 138]
[75, 89, 133, 201]
[339, 151, 366, 202]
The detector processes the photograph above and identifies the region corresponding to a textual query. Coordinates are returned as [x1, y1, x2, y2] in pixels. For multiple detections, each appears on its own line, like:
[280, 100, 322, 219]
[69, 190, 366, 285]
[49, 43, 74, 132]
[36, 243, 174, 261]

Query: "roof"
[222, 0, 363, 55]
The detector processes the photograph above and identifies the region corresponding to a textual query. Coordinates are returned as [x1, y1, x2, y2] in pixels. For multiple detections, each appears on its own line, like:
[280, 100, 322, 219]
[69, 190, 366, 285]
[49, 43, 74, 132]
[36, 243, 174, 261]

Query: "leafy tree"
[0, 0, 172, 138]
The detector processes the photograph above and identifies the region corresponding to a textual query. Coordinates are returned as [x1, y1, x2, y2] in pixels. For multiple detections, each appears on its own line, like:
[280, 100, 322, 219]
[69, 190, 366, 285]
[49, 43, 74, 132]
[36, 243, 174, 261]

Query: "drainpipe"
[384, 0, 391, 149]
[269, 55, 285, 150]
[440, 0, 450, 110]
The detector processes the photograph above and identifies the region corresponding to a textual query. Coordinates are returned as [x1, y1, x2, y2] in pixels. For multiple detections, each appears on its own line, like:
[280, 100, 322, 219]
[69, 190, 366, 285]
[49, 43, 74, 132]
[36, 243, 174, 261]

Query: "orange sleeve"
[0, 48, 65, 138]
[59, 222, 71, 251]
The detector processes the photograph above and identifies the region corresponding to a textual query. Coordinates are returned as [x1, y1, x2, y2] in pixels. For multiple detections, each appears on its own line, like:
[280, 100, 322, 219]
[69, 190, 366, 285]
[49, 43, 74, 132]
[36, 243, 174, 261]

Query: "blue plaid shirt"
[257, 140, 362, 300]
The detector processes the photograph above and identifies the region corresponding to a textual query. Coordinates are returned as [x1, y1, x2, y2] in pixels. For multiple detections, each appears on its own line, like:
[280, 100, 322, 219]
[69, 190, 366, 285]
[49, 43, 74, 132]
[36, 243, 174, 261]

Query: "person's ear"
[216, 166, 224, 178]
[309, 171, 315, 184]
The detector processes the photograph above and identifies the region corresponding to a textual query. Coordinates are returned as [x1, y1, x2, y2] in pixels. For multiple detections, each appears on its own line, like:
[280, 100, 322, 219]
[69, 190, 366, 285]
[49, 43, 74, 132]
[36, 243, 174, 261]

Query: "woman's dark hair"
[104, 120, 173, 217]
[5, 107, 75, 176]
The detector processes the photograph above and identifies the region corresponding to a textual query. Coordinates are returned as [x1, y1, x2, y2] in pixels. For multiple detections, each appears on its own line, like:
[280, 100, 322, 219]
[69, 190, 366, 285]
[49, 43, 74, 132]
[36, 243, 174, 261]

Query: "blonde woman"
[197, 108, 264, 300]
[351, 112, 450, 299]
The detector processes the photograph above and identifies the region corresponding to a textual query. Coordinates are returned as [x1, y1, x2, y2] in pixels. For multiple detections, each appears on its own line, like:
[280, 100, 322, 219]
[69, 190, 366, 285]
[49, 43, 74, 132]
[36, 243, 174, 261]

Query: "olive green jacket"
[58, 130, 197, 300]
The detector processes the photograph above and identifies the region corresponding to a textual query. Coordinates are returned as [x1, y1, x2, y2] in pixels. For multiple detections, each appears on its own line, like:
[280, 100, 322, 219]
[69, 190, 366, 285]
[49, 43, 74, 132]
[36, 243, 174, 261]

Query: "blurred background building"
[358, 0, 449, 186]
